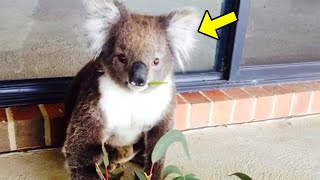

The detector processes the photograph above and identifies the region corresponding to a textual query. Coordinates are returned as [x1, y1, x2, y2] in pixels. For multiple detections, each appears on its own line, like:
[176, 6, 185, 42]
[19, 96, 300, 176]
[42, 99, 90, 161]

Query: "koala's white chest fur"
[98, 76, 172, 146]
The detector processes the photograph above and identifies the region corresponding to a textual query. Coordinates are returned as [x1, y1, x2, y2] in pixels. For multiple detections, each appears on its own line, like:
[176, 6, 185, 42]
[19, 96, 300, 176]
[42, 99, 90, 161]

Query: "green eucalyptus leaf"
[152, 130, 190, 163]
[134, 170, 147, 180]
[184, 174, 200, 180]
[172, 177, 184, 180]
[102, 144, 109, 167]
[229, 172, 253, 180]
[148, 81, 168, 86]
[99, 164, 106, 173]
[161, 165, 183, 179]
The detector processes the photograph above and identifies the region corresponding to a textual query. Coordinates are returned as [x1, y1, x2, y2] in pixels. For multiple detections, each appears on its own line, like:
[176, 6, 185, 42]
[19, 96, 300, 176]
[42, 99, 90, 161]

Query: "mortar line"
[199, 91, 214, 126]
[307, 91, 315, 114]
[229, 99, 236, 124]
[38, 104, 52, 146]
[242, 88, 257, 121]
[289, 93, 296, 116]
[5, 108, 17, 151]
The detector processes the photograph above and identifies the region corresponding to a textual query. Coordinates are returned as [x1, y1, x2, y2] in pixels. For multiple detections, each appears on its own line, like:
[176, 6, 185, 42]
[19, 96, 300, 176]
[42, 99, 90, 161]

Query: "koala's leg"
[130, 136, 146, 167]
[144, 117, 173, 180]
[108, 145, 137, 171]
[63, 122, 103, 180]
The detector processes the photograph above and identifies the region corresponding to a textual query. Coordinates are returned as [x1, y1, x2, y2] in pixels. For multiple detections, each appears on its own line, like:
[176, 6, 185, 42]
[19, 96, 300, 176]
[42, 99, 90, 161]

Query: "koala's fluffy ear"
[165, 8, 198, 70]
[84, 0, 127, 56]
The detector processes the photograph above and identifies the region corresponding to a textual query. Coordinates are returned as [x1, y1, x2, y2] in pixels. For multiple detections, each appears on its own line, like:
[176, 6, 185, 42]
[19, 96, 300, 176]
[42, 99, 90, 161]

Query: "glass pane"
[125, 0, 223, 73]
[0, 0, 223, 80]
[242, 0, 320, 66]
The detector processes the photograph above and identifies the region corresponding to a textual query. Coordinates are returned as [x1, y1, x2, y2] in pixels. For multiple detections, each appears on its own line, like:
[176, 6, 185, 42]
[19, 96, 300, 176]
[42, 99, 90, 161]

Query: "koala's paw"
[69, 166, 100, 180]
[114, 145, 136, 164]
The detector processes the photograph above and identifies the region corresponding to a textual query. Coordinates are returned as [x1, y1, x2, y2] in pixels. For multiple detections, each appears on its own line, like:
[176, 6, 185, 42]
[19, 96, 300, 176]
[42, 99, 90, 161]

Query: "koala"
[62, 0, 197, 179]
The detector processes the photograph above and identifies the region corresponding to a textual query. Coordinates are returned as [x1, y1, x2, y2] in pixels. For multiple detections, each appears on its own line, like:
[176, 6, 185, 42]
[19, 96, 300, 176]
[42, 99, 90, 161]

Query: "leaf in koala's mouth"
[148, 81, 168, 86]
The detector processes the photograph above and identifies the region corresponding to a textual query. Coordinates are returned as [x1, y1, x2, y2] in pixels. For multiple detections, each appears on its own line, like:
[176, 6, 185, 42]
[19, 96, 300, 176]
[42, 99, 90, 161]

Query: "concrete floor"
[0, 115, 319, 180]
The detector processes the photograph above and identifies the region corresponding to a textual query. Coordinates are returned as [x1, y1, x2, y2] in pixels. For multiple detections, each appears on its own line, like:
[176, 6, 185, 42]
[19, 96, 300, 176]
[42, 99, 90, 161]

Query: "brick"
[254, 96, 274, 120]
[0, 109, 10, 152]
[245, 86, 273, 97]
[212, 100, 234, 125]
[222, 88, 252, 99]
[281, 84, 311, 115]
[245, 87, 274, 121]
[11, 105, 45, 149]
[202, 90, 233, 125]
[303, 82, 320, 90]
[264, 85, 289, 95]
[310, 91, 320, 113]
[263, 85, 293, 118]
[0, 108, 6, 122]
[274, 94, 293, 118]
[11, 105, 42, 121]
[281, 83, 309, 93]
[232, 98, 255, 123]
[303, 82, 320, 113]
[44, 104, 67, 146]
[181, 92, 210, 104]
[189, 103, 210, 128]
[180, 92, 210, 128]
[222, 89, 254, 123]
[202, 90, 231, 101]
[292, 92, 311, 115]
[175, 95, 189, 130]
[44, 103, 64, 120]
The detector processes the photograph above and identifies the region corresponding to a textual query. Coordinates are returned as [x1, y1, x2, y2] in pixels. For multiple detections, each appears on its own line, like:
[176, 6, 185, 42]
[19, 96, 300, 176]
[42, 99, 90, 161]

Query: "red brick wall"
[0, 81, 319, 153]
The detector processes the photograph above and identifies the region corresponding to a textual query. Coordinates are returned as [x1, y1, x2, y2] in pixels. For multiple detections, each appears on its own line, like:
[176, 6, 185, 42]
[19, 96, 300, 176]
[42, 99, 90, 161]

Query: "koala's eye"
[153, 58, 160, 66]
[117, 54, 127, 64]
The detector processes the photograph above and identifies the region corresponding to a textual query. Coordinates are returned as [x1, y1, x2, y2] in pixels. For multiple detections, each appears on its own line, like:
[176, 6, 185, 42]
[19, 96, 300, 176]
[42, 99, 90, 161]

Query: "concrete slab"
[0, 148, 68, 180]
[0, 115, 319, 180]
[167, 115, 320, 180]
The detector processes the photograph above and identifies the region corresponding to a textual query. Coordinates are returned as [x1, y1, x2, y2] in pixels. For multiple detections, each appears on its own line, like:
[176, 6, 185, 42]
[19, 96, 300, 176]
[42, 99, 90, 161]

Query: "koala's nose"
[129, 61, 148, 87]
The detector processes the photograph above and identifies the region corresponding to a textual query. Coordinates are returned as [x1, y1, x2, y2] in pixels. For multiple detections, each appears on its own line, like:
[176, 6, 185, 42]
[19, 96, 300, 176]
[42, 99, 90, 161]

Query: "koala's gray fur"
[63, 0, 197, 179]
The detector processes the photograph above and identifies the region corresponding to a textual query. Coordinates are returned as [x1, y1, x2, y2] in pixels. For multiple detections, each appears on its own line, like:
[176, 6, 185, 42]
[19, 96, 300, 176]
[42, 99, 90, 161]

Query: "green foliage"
[163, 170, 200, 180]
[96, 130, 252, 180]
[229, 172, 253, 180]
[161, 165, 183, 179]
[183, 174, 200, 180]
[148, 81, 168, 86]
[102, 144, 109, 167]
[152, 130, 190, 163]
[134, 170, 147, 180]
[172, 177, 184, 180]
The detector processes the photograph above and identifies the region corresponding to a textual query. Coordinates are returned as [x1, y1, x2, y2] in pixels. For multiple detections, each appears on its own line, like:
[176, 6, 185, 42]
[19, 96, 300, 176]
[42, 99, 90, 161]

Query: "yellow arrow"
[198, 11, 238, 40]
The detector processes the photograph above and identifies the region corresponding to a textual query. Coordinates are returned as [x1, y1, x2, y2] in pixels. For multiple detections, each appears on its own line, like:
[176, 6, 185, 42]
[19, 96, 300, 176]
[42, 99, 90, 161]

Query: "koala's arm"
[63, 103, 104, 180]
[63, 61, 104, 180]
[144, 96, 175, 180]
[64, 60, 98, 121]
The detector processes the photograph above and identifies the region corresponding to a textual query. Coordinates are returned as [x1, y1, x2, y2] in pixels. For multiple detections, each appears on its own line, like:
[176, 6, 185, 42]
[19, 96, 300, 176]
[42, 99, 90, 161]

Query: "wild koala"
[63, 0, 197, 179]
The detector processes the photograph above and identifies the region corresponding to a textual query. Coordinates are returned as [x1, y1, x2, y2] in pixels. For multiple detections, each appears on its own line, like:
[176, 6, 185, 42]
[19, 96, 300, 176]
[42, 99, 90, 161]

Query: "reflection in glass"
[0, 0, 222, 80]
[242, 0, 320, 66]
